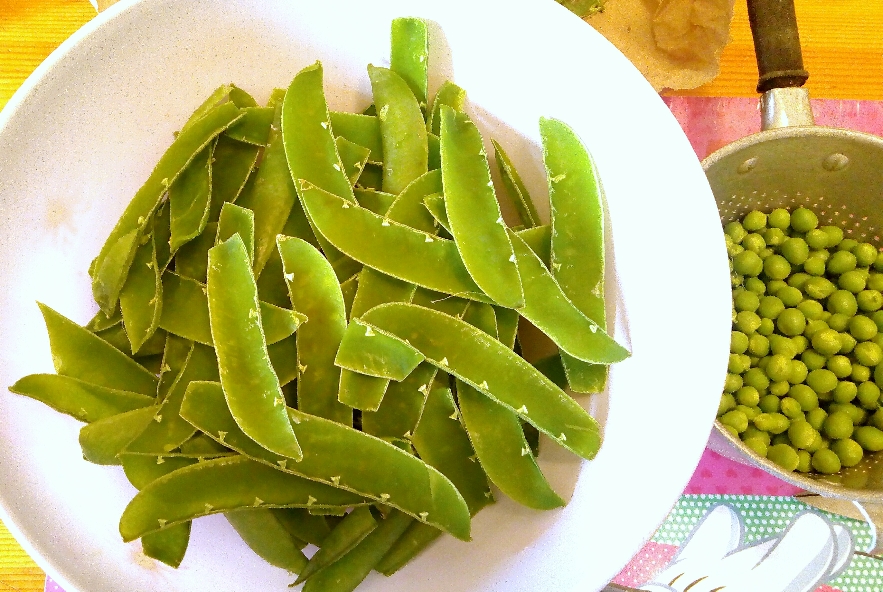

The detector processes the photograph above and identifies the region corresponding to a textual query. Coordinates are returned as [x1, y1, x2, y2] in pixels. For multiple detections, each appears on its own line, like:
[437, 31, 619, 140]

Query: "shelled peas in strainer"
[720, 206, 883, 475]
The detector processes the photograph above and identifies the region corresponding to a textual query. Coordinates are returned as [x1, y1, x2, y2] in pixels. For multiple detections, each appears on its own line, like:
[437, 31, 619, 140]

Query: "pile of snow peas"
[9, 17, 628, 590]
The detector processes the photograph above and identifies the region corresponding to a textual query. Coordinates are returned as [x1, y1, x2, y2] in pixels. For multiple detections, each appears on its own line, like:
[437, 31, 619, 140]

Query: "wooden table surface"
[0, 1, 880, 590]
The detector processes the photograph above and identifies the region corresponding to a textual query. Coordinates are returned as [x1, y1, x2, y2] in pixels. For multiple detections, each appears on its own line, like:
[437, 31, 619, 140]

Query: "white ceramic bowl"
[0, 1, 730, 590]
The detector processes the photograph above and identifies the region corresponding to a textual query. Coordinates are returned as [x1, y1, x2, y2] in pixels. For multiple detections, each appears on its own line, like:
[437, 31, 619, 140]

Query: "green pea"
[788, 273, 811, 289]
[839, 270, 868, 293]
[780, 237, 810, 265]
[791, 208, 819, 232]
[827, 250, 858, 275]
[724, 373, 743, 393]
[850, 315, 879, 341]
[852, 363, 872, 383]
[833, 381, 858, 403]
[763, 228, 787, 247]
[763, 354, 789, 382]
[797, 299, 825, 321]
[873, 311, 883, 332]
[833, 402, 868, 425]
[792, 335, 809, 354]
[763, 255, 791, 280]
[788, 419, 819, 449]
[831, 438, 864, 467]
[725, 221, 748, 242]
[777, 287, 804, 308]
[733, 250, 763, 276]
[718, 409, 747, 433]
[757, 295, 785, 319]
[807, 368, 838, 393]
[789, 359, 809, 384]
[868, 273, 883, 292]
[770, 379, 791, 396]
[806, 407, 828, 431]
[741, 210, 767, 231]
[768, 334, 795, 358]
[793, 449, 811, 472]
[821, 225, 844, 248]
[748, 334, 770, 357]
[855, 426, 883, 451]
[730, 331, 749, 354]
[743, 367, 770, 392]
[827, 313, 850, 332]
[744, 277, 766, 294]
[757, 318, 775, 336]
[812, 329, 843, 356]
[789, 384, 818, 411]
[827, 290, 858, 316]
[771, 432, 792, 446]
[811, 448, 842, 474]
[857, 381, 881, 410]
[824, 410, 856, 440]
[768, 208, 790, 230]
[719, 393, 738, 415]
[803, 228, 827, 250]
[840, 332, 857, 354]
[871, 408, 883, 430]
[742, 233, 766, 253]
[733, 289, 760, 312]
[737, 404, 761, 421]
[736, 386, 761, 407]
[780, 397, 804, 420]
[768, 443, 800, 471]
[753, 412, 789, 434]
[801, 348, 827, 371]
[805, 277, 836, 300]
[743, 436, 768, 457]
[854, 243, 878, 267]
[827, 355, 853, 379]
[735, 311, 761, 334]
[759, 394, 780, 413]
[875, 252, 883, 271]
[858, 290, 883, 313]
[803, 256, 827, 276]
[777, 308, 806, 336]
[855, 342, 883, 367]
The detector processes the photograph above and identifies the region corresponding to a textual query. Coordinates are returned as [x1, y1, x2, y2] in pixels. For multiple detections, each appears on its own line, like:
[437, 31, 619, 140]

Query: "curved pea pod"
[296, 181, 489, 302]
[390, 17, 429, 109]
[427, 81, 466, 136]
[119, 225, 163, 354]
[142, 524, 191, 568]
[423, 193, 450, 234]
[330, 112, 383, 165]
[91, 101, 242, 313]
[360, 303, 602, 460]
[169, 143, 214, 254]
[179, 381, 470, 540]
[38, 303, 158, 396]
[336, 137, 372, 186]
[208, 135, 260, 222]
[86, 306, 122, 332]
[125, 342, 218, 455]
[375, 521, 441, 576]
[277, 236, 352, 425]
[303, 511, 413, 592]
[79, 406, 159, 465]
[8, 374, 154, 423]
[216, 202, 255, 263]
[510, 230, 628, 364]
[354, 188, 396, 216]
[386, 169, 442, 233]
[118, 455, 367, 542]
[516, 225, 551, 268]
[492, 139, 541, 228]
[338, 370, 390, 412]
[208, 235, 302, 460]
[361, 362, 438, 440]
[225, 107, 274, 146]
[335, 319, 424, 381]
[294, 506, 377, 584]
[368, 65, 428, 195]
[462, 302, 498, 340]
[121, 454, 203, 490]
[439, 106, 523, 308]
[225, 508, 309, 573]
[541, 117, 609, 393]
[174, 221, 216, 284]
[161, 272, 303, 346]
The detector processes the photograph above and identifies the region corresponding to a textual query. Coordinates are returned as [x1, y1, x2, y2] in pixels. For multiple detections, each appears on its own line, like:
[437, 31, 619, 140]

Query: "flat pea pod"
[118, 455, 367, 542]
[341, 272, 360, 319]
[510, 229, 628, 364]
[349, 268, 416, 320]
[330, 112, 383, 164]
[338, 370, 391, 412]
[173, 221, 216, 284]
[295, 506, 378, 584]
[208, 234, 302, 460]
[208, 135, 260, 222]
[125, 342, 218, 455]
[356, 162, 383, 190]
[542, 117, 608, 393]
[38, 303, 158, 396]
[390, 17, 429, 109]
[79, 406, 160, 465]
[462, 301, 499, 340]
[427, 80, 466, 136]
[532, 353, 569, 390]
[157, 333, 192, 401]
[411, 287, 471, 317]
[516, 225, 551, 268]
[361, 362, 438, 439]
[428, 133, 441, 171]
[152, 199, 173, 271]
[492, 138, 541, 228]
[272, 508, 333, 547]
[216, 202, 255, 263]
[360, 303, 602, 460]
[179, 432, 231, 455]
[267, 334, 298, 387]
[142, 524, 191, 568]
[277, 236, 353, 425]
[336, 137, 372, 186]
[179, 381, 470, 540]
[375, 520, 441, 576]
[457, 382, 564, 509]
[225, 107, 274, 146]
[8, 374, 154, 423]
[494, 306, 520, 350]
[120, 453, 204, 490]
[296, 181, 489, 302]
[169, 143, 214, 254]
[354, 188, 396, 216]
[335, 319, 424, 381]
[386, 169, 442, 233]
[119, 225, 163, 354]
[368, 65, 428, 195]
[423, 193, 450, 234]
[91, 101, 241, 313]
[225, 508, 309, 573]
[86, 307, 122, 332]
[439, 106, 523, 308]
[302, 510, 413, 592]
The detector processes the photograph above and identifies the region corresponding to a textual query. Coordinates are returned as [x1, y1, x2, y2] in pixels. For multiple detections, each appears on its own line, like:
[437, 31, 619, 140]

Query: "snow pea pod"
[208, 235, 302, 459]
[411, 287, 471, 317]
[336, 137, 372, 186]
[125, 342, 218, 455]
[361, 362, 438, 439]
[153, 199, 173, 270]
[86, 307, 122, 332]
[341, 272, 360, 319]
[38, 303, 158, 396]
[338, 370, 390, 412]
[79, 406, 159, 465]
[179, 432, 230, 455]
[335, 319, 424, 381]
[330, 112, 383, 164]
[423, 193, 449, 233]
[494, 306, 520, 350]
[225, 107, 274, 146]
[375, 521, 441, 576]
[427, 81, 466, 136]
[296, 181, 489, 302]
[510, 230, 628, 364]
[225, 508, 309, 573]
[141, 524, 190, 568]
[216, 202, 254, 263]
[267, 335, 298, 387]
[277, 236, 352, 425]
[356, 163, 383, 190]
[428, 133, 440, 171]
[541, 117, 609, 393]
[169, 143, 214, 254]
[492, 139, 541, 228]
[173, 222, 216, 284]
[90, 96, 241, 294]
[461, 302, 498, 340]
[302, 510, 413, 592]
[157, 333, 192, 401]
[295, 506, 377, 584]
[208, 135, 259, 222]
[272, 508, 333, 547]
[118, 455, 366, 542]
[354, 188, 396, 216]
[120, 226, 163, 354]
[390, 17, 429, 109]
[439, 107, 523, 308]
[8, 374, 154, 423]
[349, 268, 415, 320]
[120, 453, 204, 490]
[385, 169, 442, 234]
[368, 65, 428, 195]
[359, 303, 602, 460]
[179, 381, 470, 540]
[516, 224, 551, 268]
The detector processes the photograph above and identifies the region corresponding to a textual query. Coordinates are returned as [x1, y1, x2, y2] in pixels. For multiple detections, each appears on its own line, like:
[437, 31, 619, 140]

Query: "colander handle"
[747, 0, 809, 93]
